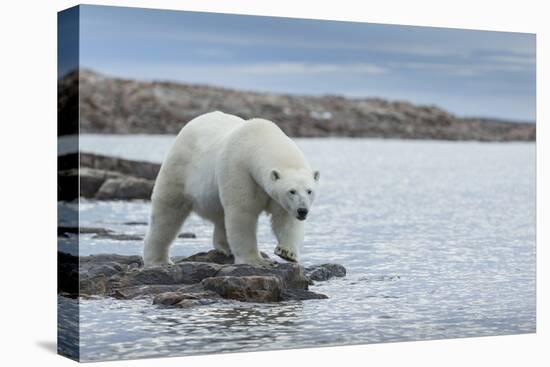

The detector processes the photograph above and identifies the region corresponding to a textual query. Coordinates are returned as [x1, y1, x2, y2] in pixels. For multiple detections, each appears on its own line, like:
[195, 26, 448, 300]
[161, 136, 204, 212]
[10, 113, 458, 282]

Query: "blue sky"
[76, 5, 536, 121]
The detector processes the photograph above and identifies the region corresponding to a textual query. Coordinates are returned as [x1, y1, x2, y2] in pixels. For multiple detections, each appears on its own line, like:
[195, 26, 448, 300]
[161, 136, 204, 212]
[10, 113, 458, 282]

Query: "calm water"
[59, 135, 536, 361]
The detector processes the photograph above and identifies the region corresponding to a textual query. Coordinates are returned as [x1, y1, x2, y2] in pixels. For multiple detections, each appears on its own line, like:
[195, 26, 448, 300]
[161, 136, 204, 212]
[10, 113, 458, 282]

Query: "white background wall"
[0, 1, 547, 366]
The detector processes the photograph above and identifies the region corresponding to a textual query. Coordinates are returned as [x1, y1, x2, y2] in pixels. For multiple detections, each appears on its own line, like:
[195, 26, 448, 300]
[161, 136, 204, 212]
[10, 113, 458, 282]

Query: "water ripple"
[65, 137, 536, 361]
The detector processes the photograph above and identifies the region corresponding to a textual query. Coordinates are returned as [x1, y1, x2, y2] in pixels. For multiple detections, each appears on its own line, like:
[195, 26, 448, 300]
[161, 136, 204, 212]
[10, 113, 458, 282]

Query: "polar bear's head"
[269, 168, 320, 221]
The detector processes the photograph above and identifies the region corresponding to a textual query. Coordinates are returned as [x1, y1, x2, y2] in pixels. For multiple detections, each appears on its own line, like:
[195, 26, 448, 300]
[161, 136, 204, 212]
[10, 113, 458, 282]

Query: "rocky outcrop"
[305, 263, 347, 281]
[58, 153, 160, 201]
[93, 176, 153, 200]
[59, 69, 535, 141]
[201, 276, 283, 303]
[79, 153, 160, 181]
[58, 250, 346, 307]
[58, 226, 194, 241]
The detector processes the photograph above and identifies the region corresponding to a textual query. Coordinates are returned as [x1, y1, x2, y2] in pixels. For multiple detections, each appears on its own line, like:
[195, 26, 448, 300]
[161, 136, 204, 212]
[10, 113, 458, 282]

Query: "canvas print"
[57, 5, 536, 362]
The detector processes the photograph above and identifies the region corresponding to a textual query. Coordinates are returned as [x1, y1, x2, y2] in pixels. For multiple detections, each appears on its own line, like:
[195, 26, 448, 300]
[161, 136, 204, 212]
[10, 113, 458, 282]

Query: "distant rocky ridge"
[59, 69, 535, 141]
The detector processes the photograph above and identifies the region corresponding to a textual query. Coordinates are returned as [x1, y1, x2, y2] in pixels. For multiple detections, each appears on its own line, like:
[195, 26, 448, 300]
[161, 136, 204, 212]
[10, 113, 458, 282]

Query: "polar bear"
[143, 111, 320, 267]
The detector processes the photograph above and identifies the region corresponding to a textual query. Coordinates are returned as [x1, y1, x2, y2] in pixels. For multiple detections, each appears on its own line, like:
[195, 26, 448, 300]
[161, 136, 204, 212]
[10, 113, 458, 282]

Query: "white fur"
[143, 111, 320, 267]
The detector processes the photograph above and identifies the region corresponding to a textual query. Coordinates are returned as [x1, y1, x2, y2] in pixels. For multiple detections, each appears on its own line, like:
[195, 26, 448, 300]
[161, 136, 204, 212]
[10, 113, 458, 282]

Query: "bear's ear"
[313, 170, 320, 181]
[271, 169, 281, 181]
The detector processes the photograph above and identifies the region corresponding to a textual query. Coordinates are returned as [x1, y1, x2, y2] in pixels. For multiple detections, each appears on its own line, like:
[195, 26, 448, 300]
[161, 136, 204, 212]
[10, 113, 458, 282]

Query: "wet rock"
[216, 262, 310, 289]
[281, 289, 328, 301]
[63, 227, 145, 241]
[359, 275, 401, 282]
[152, 291, 193, 306]
[202, 276, 282, 303]
[173, 249, 269, 265]
[177, 232, 197, 239]
[79, 152, 160, 181]
[81, 253, 143, 267]
[59, 168, 131, 200]
[112, 285, 183, 300]
[78, 255, 143, 296]
[114, 262, 222, 288]
[152, 290, 220, 307]
[91, 233, 143, 241]
[79, 168, 125, 197]
[58, 251, 345, 307]
[80, 276, 110, 296]
[84, 262, 125, 278]
[59, 153, 159, 201]
[95, 176, 153, 200]
[305, 263, 347, 282]
[58, 226, 112, 236]
[174, 250, 234, 265]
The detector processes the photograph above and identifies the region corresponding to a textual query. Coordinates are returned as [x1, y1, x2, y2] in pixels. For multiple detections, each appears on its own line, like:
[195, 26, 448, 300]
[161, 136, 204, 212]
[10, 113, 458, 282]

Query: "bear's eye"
[307, 189, 312, 195]
[289, 190, 296, 195]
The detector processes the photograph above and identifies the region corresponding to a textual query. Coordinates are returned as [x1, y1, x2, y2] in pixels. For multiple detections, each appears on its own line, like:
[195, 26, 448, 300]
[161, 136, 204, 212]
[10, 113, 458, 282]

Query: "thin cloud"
[95, 62, 388, 77]
[484, 54, 535, 65]
[236, 62, 387, 75]
[389, 59, 534, 77]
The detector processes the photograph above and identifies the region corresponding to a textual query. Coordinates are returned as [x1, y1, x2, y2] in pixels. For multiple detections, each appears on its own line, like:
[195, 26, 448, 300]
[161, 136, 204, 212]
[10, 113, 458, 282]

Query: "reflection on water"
[60, 136, 536, 361]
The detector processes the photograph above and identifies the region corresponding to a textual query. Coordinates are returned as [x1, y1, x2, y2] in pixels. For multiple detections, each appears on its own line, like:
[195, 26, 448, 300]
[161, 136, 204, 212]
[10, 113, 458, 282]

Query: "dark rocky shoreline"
[59, 69, 535, 141]
[58, 250, 347, 307]
[58, 153, 159, 201]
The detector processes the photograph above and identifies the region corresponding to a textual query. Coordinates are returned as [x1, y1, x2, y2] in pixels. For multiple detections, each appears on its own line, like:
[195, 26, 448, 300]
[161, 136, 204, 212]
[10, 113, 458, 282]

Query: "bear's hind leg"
[271, 208, 304, 263]
[143, 197, 191, 266]
[213, 220, 231, 256]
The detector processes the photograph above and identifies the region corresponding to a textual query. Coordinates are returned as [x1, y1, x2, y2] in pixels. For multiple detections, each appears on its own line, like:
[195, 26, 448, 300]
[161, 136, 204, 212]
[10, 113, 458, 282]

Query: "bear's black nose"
[297, 208, 308, 218]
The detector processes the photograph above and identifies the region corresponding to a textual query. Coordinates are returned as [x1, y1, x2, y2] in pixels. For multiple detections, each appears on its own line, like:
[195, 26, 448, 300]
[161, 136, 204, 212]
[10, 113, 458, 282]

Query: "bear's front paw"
[274, 246, 298, 263]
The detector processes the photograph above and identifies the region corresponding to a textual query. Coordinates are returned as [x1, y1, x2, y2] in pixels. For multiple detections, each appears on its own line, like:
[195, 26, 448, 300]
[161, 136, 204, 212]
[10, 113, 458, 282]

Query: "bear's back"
[183, 111, 245, 140]
[223, 117, 309, 172]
